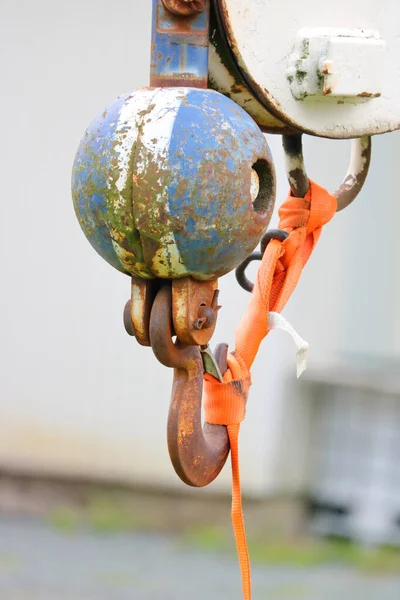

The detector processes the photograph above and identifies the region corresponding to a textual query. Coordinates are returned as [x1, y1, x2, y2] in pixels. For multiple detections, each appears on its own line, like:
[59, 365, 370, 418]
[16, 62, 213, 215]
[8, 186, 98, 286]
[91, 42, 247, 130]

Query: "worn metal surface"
[208, 2, 292, 134]
[235, 229, 289, 293]
[213, 0, 400, 138]
[287, 30, 386, 101]
[72, 87, 276, 281]
[162, 0, 206, 16]
[150, 286, 230, 487]
[151, 0, 209, 88]
[282, 134, 372, 210]
[334, 137, 372, 212]
[282, 135, 310, 198]
[172, 278, 219, 346]
[123, 279, 159, 346]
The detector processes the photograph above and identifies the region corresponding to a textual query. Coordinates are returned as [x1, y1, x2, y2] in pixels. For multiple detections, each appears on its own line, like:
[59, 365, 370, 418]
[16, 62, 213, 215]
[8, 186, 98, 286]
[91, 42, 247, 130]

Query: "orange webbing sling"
[204, 180, 337, 600]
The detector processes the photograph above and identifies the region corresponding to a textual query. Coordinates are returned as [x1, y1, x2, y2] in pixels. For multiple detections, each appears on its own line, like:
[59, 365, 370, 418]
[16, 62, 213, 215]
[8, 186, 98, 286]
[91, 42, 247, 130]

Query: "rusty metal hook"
[282, 134, 372, 210]
[149, 285, 230, 487]
[235, 228, 289, 293]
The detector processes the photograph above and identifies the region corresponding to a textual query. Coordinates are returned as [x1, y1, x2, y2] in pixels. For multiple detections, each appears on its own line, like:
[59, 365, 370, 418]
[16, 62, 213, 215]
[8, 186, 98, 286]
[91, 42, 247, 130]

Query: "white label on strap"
[268, 312, 309, 378]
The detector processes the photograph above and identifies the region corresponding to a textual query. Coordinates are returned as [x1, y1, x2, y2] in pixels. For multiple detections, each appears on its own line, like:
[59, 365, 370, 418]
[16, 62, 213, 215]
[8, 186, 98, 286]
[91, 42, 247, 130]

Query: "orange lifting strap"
[204, 180, 337, 600]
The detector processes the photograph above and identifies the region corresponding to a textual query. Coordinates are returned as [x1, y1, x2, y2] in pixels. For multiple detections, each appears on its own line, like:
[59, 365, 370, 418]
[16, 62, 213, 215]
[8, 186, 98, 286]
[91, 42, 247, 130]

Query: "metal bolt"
[193, 306, 215, 330]
[162, 0, 206, 17]
[193, 292, 221, 331]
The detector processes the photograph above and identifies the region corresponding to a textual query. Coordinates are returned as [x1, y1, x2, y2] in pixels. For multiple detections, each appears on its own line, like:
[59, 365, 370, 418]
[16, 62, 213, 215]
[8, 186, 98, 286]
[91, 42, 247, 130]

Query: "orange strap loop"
[204, 181, 337, 600]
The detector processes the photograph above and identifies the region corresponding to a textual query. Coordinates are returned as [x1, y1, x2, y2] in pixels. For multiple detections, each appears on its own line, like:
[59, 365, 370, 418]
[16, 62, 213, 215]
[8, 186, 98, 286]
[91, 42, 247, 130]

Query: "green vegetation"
[181, 525, 229, 552]
[48, 490, 151, 535]
[47, 492, 400, 575]
[48, 506, 79, 533]
[183, 526, 400, 574]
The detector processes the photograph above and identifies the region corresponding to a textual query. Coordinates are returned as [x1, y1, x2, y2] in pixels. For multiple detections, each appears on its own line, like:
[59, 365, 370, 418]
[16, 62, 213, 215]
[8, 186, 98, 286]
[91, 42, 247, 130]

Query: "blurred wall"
[0, 0, 399, 497]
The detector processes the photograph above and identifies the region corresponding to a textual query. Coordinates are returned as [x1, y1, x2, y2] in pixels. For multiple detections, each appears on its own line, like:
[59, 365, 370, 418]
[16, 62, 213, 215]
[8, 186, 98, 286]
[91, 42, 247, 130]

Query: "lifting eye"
[251, 158, 275, 215]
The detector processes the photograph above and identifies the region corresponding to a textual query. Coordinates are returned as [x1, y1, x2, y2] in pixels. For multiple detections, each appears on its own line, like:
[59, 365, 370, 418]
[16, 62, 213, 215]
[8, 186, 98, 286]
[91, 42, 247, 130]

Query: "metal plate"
[213, 0, 400, 138]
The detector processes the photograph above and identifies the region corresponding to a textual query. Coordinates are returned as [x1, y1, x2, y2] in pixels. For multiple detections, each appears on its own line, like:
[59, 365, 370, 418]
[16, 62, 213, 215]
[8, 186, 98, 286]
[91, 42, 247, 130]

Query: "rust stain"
[172, 278, 218, 346]
[150, 287, 230, 487]
[151, 0, 209, 88]
[162, 0, 206, 17]
[213, 0, 300, 134]
[358, 91, 381, 98]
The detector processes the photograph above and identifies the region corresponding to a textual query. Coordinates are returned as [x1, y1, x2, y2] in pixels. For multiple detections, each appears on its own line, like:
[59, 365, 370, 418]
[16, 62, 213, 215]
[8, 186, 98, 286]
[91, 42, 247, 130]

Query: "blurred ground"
[1, 516, 400, 600]
[0, 476, 399, 599]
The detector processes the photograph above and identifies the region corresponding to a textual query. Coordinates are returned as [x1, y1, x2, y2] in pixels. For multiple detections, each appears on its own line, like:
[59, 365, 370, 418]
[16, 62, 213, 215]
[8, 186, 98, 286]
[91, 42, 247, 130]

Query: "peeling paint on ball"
[72, 87, 276, 280]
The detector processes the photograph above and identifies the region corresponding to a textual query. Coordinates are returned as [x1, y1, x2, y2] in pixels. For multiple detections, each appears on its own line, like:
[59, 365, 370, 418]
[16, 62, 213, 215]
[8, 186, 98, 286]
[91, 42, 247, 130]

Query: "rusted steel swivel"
[149, 286, 230, 487]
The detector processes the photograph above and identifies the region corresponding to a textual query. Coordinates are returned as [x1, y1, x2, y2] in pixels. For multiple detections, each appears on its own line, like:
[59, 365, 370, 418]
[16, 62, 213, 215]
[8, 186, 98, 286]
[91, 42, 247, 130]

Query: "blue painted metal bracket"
[150, 0, 210, 88]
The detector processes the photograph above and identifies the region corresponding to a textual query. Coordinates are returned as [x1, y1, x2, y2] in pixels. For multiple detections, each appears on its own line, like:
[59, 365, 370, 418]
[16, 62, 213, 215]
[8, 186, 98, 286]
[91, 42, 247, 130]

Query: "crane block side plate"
[213, 0, 400, 138]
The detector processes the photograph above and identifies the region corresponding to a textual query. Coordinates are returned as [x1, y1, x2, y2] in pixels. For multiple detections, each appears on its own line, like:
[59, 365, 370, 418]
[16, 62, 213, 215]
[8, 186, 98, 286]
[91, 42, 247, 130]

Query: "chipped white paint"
[283, 149, 307, 194]
[322, 35, 386, 98]
[110, 89, 160, 275]
[151, 234, 188, 277]
[346, 138, 371, 183]
[111, 240, 151, 279]
[283, 136, 371, 208]
[333, 136, 371, 203]
[134, 87, 186, 174]
[109, 87, 190, 278]
[113, 89, 158, 196]
[287, 29, 386, 100]
[208, 43, 285, 131]
[217, 0, 400, 138]
[132, 88, 189, 278]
